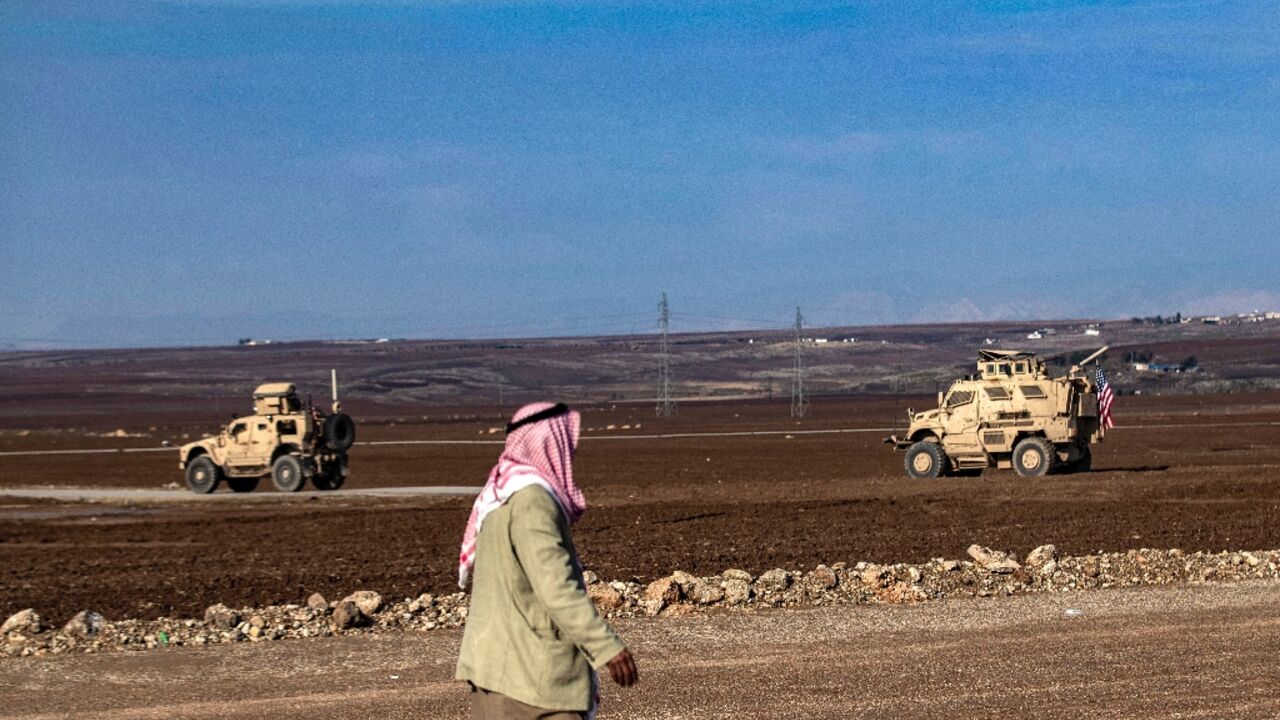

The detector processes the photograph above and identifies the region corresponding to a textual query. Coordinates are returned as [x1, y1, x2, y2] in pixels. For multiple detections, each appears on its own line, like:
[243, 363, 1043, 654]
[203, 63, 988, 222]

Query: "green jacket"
[455, 486, 625, 711]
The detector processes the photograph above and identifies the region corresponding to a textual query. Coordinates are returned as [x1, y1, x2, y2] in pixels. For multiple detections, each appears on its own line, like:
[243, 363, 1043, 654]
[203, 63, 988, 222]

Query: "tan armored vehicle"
[178, 378, 355, 493]
[885, 347, 1108, 478]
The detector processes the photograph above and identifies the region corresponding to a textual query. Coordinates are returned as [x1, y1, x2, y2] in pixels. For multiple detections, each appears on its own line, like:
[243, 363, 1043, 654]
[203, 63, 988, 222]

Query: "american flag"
[1096, 366, 1115, 430]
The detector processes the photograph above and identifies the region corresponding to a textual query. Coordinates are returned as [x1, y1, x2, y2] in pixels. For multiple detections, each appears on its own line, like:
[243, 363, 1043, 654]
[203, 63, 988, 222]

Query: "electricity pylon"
[656, 293, 675, 417]
[791, 306, 809, 418]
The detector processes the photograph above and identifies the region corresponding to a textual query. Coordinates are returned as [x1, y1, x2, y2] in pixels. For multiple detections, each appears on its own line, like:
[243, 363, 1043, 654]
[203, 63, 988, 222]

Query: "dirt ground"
[2, 393, 1280, 623]
[3, 580, 1278, 719]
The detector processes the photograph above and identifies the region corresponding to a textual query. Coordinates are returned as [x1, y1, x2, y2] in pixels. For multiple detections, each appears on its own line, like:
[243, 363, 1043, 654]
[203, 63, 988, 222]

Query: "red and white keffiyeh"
[458, 402, 585, 588]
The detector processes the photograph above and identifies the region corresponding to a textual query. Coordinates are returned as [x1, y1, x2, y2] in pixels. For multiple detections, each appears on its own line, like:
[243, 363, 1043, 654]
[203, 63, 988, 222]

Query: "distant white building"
[1026, 331, 1042, 340]
[1267, 311, 1280, 320]
[1084, 328, 1101, 336]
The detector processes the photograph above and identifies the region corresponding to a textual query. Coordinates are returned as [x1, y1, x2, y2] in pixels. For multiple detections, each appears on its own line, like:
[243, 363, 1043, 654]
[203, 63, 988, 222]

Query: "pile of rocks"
[5, 546, 1278, 657]
[587, 545, 1280, 619]
[2, 590, 470, 658]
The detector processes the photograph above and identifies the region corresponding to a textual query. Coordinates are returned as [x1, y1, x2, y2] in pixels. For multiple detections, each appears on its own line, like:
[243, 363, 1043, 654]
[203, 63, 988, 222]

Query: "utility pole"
[656, 293, 675, 417]
[791, 306, 809, 418]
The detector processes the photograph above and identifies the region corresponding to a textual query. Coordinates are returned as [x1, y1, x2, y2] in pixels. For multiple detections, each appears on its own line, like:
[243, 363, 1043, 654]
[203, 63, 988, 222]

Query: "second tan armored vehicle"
[178, 381, 355, 493]
[885, 347, 1108, 478]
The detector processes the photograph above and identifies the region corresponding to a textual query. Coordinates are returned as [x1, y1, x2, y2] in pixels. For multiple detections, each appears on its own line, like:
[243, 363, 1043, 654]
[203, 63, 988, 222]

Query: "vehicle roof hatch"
[978, 349, 1038, 362]
[252, 382, 297, 397]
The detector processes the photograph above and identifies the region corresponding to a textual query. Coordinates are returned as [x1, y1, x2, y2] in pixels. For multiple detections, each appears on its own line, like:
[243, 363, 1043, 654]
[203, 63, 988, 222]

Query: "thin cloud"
[752, 132, 894, 163]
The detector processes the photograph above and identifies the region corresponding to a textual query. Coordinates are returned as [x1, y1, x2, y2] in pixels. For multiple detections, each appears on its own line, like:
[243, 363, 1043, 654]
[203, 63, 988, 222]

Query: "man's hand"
[606, 649, 639, 687]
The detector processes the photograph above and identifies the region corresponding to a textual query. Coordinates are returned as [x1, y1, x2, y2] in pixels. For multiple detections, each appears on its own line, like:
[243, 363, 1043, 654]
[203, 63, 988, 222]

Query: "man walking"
[456, 402, 639, 719]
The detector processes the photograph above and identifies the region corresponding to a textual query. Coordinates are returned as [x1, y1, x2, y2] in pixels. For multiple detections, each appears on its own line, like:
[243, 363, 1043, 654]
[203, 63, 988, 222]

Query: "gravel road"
[0, 486, 482, 502]
[4, 581, 1277, 719]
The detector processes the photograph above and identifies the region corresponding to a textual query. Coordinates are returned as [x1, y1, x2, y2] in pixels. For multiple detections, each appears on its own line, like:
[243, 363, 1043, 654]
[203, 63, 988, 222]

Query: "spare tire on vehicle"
[323, 413, 356, 451]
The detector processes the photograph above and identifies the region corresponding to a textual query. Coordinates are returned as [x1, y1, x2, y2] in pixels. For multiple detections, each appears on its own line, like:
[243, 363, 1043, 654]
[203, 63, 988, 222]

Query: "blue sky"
[2, 1, 1278, 347]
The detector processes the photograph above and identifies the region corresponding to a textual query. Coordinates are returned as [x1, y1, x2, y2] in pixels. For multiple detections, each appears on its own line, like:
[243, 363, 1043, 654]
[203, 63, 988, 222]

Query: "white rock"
[967, 545, 1021, 574]
[1026, 544, 1059, 569]
[342, 591, 384, 616]
[1, 609, 41, 636]
[722, 578, 751, 604]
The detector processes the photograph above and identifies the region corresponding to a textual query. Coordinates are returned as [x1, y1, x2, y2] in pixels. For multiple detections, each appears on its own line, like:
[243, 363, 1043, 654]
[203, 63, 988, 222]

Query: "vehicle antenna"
[331, 369, 341, 413]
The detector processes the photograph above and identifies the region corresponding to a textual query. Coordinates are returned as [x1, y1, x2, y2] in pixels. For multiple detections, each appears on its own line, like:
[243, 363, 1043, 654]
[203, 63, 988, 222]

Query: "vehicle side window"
[1015, 362, 1026, 373]
[946, 390, 974, 408]
[999, 364, 1012, 376]
[984, 386, 1010, 401]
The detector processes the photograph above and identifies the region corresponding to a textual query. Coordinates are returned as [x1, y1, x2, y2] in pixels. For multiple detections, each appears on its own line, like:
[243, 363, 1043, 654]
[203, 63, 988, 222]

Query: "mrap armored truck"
[885, 347, 1108, 478]
[178, 379, 355, 493]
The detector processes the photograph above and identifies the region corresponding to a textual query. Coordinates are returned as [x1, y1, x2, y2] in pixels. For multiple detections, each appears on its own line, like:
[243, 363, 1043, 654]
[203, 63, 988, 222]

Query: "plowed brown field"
[3, 393, 1280, 623]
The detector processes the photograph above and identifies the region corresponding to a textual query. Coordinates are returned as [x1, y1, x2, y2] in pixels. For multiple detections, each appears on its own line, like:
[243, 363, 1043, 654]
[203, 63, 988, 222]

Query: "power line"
[656, 292, 676, 418]
[791, 306, 809, 419]
[668, 311, 788, 328]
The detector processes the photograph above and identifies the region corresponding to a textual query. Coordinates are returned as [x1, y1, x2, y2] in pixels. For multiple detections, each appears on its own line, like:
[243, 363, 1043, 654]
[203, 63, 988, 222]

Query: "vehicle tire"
[227, 477, 260, 493]
[1064, 445, 1092, 474]
[271, 454, 306, 492]
[323, 413, 356, 451]
[311, 454, 347, 491]
[185, 456, 222, 494]
[1013, 437, 1057, 477]
[904, 441, 947, 479]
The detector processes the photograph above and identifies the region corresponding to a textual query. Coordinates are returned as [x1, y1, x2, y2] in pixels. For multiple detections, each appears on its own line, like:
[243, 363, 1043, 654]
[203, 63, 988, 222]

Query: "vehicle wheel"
[323, 413, 356, 451]
[1065, 445, 1092, 474]
[184, 456, 222, 494]
[1013, 437, 1057, 477]
[227, 477, 260, 493]
[271, 454, 306, 492]
[311, 454, 347, 491]
[904, 441, 947, 479]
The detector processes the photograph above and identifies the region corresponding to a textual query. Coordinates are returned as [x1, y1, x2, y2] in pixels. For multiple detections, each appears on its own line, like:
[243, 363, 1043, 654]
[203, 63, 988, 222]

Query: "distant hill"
[1, 317, 1278, 430]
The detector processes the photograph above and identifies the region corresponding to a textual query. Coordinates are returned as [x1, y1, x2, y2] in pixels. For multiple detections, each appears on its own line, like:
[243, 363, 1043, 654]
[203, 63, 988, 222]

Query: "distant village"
[232, 309, 1279, 380]
[1012, 310, 1280, 376]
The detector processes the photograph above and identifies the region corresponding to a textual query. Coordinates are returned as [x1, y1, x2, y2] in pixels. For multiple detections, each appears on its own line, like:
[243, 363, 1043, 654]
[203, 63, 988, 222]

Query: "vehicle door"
[224, 421, 254, 465]
[942, 388, 982, 453]
[244, 419, 273, 465]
